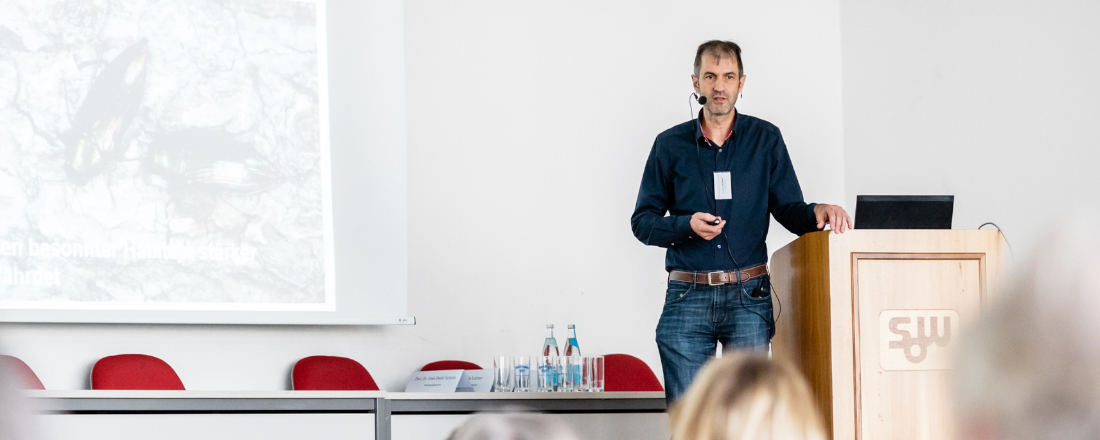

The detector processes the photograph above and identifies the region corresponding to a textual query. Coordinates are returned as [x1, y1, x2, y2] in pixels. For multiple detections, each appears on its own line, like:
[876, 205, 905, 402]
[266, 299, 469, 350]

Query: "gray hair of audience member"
[447, 412, 580, 440]
[955, 227, 1100, 440]
[670, 353, 826, 440]
[0, 350, 36, 440]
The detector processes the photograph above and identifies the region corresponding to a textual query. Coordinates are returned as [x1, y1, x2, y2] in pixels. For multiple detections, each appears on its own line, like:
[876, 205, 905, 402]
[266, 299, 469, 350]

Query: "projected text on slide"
[0, 0, 334, 311]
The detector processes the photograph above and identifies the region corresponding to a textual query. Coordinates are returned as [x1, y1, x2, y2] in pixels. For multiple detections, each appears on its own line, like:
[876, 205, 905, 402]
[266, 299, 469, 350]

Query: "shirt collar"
[694, 108, 738, 148]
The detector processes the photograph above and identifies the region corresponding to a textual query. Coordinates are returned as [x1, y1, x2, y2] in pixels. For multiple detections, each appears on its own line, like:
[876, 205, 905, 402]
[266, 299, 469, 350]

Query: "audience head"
[447, 412, 580, 440]
[670, 353, 826, 440]
[0, 351, 36, 440]
[955, 227, 1100, 440]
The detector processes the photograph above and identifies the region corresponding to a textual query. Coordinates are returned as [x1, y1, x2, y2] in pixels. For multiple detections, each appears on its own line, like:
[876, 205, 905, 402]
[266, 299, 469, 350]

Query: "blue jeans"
[655, 275, 773, 404]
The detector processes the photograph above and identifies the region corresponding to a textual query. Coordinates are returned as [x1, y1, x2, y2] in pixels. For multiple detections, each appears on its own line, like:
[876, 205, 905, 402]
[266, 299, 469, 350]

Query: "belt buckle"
[706, 271, 724, 286]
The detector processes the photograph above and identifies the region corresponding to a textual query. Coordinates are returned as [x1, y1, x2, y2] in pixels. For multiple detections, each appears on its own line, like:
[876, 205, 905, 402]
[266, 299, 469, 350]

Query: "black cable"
[728, 230, 775, 339]
[689, 103, 775, 341]
[977, 222, 1014, 258]
[767, 266, 782, 335]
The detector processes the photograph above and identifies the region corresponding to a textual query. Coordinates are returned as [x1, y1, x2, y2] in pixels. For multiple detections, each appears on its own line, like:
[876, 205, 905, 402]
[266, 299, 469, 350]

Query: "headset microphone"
[692, 93, 707, 105]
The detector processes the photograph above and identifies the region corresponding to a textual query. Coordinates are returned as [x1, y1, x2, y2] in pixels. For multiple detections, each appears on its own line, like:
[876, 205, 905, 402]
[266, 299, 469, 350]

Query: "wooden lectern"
[770, 230, 1006, 440]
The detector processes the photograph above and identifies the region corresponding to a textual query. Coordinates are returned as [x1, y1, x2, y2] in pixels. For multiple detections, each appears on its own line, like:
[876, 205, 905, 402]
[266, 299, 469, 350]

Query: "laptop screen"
[854, 195, 954, 229]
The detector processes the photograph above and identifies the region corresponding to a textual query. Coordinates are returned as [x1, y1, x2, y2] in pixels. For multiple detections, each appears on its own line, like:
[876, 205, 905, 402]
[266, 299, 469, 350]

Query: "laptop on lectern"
[854, 195, 954, 229]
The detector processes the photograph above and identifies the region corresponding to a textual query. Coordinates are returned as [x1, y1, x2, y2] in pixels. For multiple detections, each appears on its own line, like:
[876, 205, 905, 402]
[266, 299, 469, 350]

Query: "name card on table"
[405, 369, 492, 393]
[456, 369, 493, 392]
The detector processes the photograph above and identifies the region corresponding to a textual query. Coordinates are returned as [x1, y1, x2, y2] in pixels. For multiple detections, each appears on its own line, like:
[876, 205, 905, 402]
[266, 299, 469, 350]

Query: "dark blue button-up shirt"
[631, 111, 820, 272]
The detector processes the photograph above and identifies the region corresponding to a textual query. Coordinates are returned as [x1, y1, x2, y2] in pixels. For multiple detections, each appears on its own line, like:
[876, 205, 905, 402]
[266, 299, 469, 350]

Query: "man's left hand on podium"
[814, 204, 851, 233]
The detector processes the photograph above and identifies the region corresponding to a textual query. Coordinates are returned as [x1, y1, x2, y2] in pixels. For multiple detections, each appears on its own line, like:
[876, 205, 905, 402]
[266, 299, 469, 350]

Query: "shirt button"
[717, 245, 722, 249]
[719, 149, 723, 152]
[671, 243, 675, 246]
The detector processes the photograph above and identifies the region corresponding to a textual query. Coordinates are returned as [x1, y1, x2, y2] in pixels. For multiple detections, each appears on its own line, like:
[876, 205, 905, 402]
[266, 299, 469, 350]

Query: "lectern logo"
[888, 315, 951, 363]
[879, 310, 960, 371]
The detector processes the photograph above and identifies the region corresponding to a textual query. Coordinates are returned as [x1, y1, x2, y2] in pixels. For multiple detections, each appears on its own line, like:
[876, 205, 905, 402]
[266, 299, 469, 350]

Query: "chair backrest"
[604, 354, 664, 392]
[0, 355, 45, 390]
[420, 360, 483, 371]
[91, 354, 185, 390]
[292, 356, 379, 391]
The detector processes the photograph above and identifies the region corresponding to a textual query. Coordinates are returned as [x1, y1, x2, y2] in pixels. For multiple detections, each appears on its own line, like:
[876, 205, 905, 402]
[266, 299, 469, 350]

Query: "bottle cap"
[547, 324, 554, 328]
[567, 324, 575, 329]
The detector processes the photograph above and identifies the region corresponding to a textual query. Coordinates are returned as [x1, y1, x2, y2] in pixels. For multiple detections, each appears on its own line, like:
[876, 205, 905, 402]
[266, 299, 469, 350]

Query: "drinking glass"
[584, 356, 605, 392]
[561, 356, 582, 392]
[493, 356, 513, 392]
[536, 356, 559, 392]
[513, 356, 531, 392]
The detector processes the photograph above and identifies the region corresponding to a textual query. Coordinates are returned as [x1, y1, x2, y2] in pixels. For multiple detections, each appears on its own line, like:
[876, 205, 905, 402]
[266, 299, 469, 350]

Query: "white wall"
[840, 0, 1100, 258]
[0, 0, 845, 391]
[401, 0, 845, 389]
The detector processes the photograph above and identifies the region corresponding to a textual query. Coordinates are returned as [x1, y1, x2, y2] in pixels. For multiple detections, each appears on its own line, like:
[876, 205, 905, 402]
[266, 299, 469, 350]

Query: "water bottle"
[542, 324, 559, 356]
[564, 324, 581, 390]
[541, 324, 559, 390]
[564, 324, 581, 357]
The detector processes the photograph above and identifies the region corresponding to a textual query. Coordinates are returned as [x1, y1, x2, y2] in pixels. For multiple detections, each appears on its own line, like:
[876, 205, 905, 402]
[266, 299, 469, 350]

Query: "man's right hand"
[690, 212, 726, 241]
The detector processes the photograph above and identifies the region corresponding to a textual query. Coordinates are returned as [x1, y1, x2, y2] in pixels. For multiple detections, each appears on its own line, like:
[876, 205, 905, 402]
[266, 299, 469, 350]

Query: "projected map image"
[0, 0, 332, 309]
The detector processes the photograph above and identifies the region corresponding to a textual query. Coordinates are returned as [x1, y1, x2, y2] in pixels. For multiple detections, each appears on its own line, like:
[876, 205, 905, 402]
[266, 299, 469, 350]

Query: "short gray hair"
[694, 40, 743, 78]
[447, 413, 580, 440]
[0, 349, 37, 440]
[955, 223, 1100, 440]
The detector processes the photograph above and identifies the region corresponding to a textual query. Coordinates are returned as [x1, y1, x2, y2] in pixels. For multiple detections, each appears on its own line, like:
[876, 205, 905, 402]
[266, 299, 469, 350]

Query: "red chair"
[91, 354, 185, 390]
[419, 360, 482, 371]
[0, 355, 45, 390]
[604, 354, 664, 392]
[292, 356, 379, 391]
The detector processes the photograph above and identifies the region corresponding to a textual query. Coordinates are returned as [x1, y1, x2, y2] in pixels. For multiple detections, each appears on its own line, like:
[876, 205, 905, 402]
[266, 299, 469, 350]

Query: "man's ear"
[738, 74, 747, 94]
[692, 75, 700, 94]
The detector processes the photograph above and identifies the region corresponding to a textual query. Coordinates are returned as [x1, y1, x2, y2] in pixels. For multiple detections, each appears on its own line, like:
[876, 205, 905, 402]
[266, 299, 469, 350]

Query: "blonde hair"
[670, 353, 826, 440]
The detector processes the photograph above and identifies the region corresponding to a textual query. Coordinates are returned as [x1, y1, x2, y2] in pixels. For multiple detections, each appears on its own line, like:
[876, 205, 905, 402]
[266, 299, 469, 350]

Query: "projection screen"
[0, 0, 409, 324]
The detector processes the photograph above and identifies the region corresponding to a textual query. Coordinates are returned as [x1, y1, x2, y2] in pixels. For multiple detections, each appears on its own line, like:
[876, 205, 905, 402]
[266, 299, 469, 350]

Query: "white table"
[28, 390, 667, 440]
[28, 390, 383, 440]
[387, 392, 669, 440]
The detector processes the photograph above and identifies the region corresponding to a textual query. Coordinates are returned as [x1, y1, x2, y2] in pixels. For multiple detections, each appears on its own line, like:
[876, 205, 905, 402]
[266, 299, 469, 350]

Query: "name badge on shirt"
[714, 172, 732, 200]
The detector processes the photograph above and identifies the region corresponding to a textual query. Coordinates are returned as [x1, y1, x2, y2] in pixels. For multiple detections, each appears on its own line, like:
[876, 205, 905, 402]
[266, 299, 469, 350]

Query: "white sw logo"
[879, 310, 960, 371]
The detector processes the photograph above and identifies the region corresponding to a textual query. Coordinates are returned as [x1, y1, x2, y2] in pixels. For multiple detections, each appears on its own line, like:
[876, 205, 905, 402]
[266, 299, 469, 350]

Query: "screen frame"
[0, 0, 412, 325]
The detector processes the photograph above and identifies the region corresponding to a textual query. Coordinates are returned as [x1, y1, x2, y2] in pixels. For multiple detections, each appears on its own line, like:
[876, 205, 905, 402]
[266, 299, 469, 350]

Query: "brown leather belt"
[668, 264, 768, 286]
